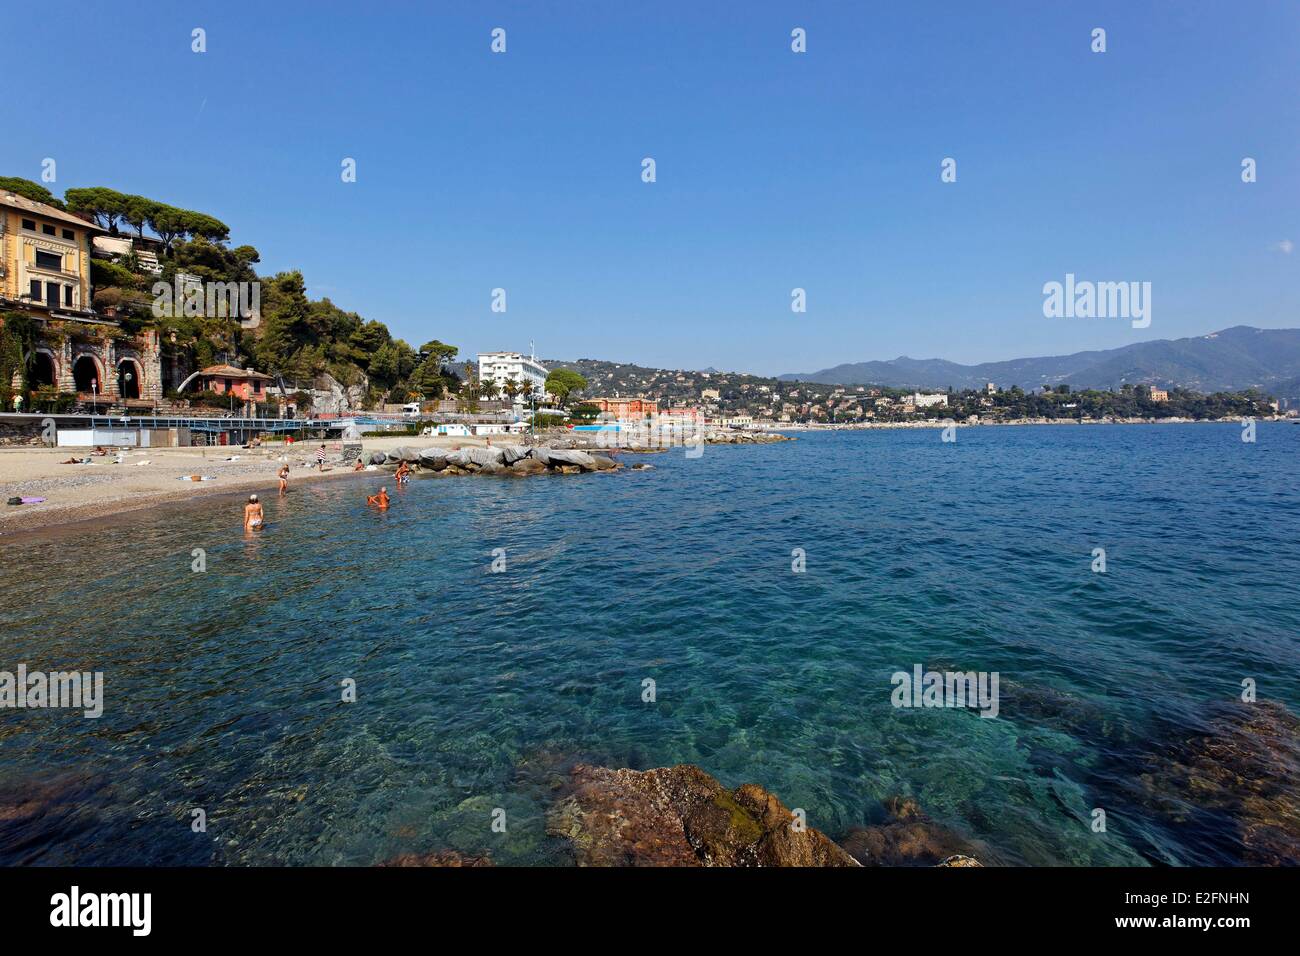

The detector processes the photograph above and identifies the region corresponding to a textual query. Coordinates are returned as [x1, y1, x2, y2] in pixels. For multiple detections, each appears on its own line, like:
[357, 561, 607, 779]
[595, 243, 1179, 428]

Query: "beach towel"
[177, 475, 217, 481]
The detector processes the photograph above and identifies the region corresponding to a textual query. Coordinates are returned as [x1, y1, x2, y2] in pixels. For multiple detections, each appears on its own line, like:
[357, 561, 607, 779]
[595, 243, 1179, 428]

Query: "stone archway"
[117, 358, 143, 399]
[72, 354, 102, 393]
[29, 350, 57, 388]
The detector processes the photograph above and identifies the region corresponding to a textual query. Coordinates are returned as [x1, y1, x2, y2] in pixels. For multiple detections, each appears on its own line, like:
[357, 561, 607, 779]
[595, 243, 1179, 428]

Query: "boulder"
[509, 458, 548, 476]
[387, 445, 423, 462]
[528, 447, 555, 466]
[546, 764, 858, 867]
[498, 444, 530, 465]
[546, 449, 597, 470]
[419, 448, 449, 470]
[588, 454, 618, 470]
[369, 452, 387, 465]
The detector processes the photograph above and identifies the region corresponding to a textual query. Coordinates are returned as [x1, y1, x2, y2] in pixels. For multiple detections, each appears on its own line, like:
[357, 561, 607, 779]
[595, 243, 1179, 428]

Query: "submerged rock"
[546, 764, 858, 867]
[840, 796, 983, 866]
[1132, 700, 1300, 865]
[377, 850, 493, 867]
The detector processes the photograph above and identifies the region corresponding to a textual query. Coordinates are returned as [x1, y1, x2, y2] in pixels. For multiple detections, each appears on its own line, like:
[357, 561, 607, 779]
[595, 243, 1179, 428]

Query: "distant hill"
[779, 326, 1300, 399]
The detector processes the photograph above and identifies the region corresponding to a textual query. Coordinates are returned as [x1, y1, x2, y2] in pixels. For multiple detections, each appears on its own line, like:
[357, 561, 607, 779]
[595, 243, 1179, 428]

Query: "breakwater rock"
[398, 445, 621, 478]
[703, 430, 795, 445]
[545, 764, 859, 866]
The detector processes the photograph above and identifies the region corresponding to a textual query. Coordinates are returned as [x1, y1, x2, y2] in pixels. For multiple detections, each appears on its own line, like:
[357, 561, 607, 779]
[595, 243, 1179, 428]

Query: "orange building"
[194, 364, 273, 401]
[592, 397, 658, 418]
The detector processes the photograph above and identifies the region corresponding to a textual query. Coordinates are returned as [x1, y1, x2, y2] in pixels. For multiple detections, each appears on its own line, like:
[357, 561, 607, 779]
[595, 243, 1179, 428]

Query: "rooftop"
[1, 192, 106, 233]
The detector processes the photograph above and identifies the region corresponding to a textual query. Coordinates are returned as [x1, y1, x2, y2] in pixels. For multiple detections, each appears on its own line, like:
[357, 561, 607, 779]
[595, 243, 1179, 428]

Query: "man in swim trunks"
[244, 494, 264, 530]
[395, 460, 411, 484]
[367, 487, 390, 510]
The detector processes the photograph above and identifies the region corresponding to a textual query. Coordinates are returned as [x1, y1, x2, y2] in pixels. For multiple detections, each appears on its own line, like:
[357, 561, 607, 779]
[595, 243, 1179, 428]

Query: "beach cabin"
[432, 424, 471, 437]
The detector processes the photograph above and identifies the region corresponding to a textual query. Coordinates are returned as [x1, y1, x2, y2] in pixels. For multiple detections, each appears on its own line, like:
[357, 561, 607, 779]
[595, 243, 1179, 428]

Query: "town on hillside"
[0, 174, 1285, 449]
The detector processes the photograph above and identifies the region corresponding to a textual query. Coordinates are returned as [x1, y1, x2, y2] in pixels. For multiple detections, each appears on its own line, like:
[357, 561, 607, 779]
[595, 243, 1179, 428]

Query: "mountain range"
[779, 326, 1300, 400]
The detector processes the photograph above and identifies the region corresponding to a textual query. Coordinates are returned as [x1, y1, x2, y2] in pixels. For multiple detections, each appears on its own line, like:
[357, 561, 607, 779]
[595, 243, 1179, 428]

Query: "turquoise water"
[1, 424, 1297, 865]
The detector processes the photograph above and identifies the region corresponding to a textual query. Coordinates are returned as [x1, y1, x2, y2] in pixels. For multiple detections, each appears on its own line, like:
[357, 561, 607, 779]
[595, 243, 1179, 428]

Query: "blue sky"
[4, 1, 1296, 375]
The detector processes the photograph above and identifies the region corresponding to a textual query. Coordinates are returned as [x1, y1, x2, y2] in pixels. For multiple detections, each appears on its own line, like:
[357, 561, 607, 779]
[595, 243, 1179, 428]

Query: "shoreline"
[0, 418, 1285, 535]
[0, 434, 496, 537]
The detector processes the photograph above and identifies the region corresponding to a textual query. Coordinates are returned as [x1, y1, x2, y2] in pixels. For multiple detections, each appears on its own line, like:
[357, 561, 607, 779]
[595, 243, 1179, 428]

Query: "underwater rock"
[377, 850, 493, 867]
[840, 797, 983, 866]
[546, 763, 858, 867]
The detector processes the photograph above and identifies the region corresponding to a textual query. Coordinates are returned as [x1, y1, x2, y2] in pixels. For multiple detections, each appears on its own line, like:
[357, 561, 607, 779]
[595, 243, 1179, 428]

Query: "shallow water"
[1, 424, 1297, 865]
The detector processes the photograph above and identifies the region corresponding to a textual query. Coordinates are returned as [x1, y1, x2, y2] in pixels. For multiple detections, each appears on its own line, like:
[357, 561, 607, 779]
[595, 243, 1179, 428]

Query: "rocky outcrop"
[546, 764, 858, 867]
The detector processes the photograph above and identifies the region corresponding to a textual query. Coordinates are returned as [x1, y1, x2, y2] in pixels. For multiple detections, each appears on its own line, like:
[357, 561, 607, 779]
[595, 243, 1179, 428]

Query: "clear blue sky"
[4, 1, 1296, 375]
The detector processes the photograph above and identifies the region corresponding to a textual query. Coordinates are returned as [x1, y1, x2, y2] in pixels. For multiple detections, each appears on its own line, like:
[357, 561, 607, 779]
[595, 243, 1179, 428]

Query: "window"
[29, 280, 41, 301]
[42, 224, 56, 236]
[62, 228, 75, 240]
[64, 286, 73, 307]
[21, 218, 36, 231]
[35, 249, 62, 270]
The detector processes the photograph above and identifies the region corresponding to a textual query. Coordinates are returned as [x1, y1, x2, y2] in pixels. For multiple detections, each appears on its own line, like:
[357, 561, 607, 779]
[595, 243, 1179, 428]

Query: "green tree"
[544, 368, 588, 405]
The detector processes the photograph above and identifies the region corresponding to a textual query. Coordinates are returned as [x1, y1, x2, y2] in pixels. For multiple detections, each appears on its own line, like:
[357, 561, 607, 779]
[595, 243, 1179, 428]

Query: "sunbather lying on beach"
[244, 494, 264, 530]
[60, 456, 90, 464]
[367, 488, 390, 510]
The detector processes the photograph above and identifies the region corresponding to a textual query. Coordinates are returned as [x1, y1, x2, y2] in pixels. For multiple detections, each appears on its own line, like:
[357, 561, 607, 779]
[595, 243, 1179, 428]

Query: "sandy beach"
[0, 434, 499, 534]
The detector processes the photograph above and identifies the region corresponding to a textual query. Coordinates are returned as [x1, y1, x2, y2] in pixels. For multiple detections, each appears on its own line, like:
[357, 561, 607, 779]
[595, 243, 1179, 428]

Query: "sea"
[1, 423, 1297, 865]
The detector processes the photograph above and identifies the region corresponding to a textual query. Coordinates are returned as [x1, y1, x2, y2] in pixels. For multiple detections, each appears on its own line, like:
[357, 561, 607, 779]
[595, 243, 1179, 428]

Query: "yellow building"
[0, 189, 101, 317]
[1, 189, 162, 405]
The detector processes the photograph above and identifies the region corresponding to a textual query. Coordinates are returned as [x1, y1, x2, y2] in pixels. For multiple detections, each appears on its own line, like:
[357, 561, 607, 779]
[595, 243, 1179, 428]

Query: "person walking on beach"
[316, 444, 328, 471]
[244, 494, 264, 530]
[278, 464, 290, 495]
[367, 487, 390, 510]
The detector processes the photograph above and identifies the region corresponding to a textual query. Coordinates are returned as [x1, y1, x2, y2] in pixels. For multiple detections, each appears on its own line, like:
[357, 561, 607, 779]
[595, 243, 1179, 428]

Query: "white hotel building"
[477, 351, 549, 400]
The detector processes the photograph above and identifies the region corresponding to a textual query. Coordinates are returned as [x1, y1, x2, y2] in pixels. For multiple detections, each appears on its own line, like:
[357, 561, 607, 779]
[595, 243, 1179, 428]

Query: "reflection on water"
[1, 425, 1297, 865]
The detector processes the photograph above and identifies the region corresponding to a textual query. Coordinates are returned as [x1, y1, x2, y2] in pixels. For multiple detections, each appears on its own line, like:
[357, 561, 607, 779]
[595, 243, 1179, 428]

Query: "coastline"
[0, 434, 489, 537]
[0, 418, 1281, 535]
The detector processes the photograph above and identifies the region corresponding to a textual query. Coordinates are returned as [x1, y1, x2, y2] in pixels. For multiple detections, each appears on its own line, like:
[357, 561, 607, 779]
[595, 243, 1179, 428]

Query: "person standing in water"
[395, 460, 411, 484]
[244, 494, 264, 530]
[278, 464, 290, 495]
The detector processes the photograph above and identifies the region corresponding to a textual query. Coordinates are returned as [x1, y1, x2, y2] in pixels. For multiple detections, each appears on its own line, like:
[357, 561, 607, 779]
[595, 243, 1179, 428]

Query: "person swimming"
[244, 494, 264, 530]
[367, 487, 390, 510]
